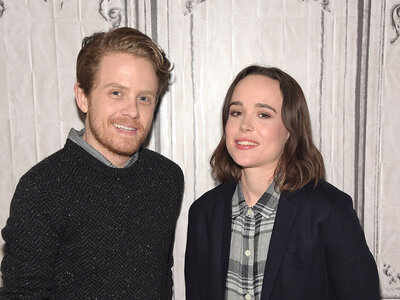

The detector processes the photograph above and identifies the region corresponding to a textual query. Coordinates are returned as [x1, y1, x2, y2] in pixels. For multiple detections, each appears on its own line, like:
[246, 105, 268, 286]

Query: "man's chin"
[112, 143, 142, 157]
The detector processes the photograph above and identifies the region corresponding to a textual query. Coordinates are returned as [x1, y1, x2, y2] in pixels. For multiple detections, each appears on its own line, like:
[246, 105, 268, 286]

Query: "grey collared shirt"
[225, 181, 280, 300]
[68, 128, 138, 168]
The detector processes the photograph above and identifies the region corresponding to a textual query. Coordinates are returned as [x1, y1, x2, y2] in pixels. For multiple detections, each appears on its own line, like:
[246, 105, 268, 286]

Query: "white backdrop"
[1, 0, 400, 299]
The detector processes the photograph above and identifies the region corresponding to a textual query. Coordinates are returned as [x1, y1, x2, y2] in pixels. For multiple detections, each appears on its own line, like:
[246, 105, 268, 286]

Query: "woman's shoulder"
[288, 179, 353, 209]
[315, 179, 351, 201]
[189, 181, 236, 213]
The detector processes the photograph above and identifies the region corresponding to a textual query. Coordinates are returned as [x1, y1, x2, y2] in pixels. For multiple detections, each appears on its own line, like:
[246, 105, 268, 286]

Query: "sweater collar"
[67, 128, 139, 168]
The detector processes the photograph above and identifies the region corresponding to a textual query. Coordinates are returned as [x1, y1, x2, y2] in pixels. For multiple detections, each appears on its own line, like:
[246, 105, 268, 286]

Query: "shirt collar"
[67, 128, 139, 168]
[232, 181, 280, 219]
[231, 183, 248, 218]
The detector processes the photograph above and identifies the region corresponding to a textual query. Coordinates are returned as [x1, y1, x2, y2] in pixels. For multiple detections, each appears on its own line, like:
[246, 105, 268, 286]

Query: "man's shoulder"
[139, 148, 182, 173]
[18, 143, 73, 184]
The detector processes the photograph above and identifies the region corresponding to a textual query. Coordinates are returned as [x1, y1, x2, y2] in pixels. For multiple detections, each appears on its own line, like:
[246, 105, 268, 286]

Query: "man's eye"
[111, 91, 122, 96]
[138, 96, 150, 102]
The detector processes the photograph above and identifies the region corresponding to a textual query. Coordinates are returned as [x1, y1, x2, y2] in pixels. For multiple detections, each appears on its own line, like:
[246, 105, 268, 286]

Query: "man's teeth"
[237, 141, 259, 146]
[113, 124, 136, 131]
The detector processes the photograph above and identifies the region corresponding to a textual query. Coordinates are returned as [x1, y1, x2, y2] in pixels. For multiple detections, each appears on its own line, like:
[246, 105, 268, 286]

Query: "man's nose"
[121, 97, 140, 119]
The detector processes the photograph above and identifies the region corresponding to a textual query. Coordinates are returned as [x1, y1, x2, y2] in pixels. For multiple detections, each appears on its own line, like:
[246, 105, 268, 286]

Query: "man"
[1, 27, 184, 299]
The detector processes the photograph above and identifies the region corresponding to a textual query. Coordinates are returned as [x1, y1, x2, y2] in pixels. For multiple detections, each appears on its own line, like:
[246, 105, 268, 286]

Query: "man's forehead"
[93, 54, 158, 90]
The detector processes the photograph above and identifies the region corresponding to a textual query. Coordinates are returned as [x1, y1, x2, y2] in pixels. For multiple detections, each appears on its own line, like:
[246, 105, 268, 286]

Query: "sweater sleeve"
[325, 192, 380, 300]
[1, 173, 61, 299]
[166, 166, 184, 299]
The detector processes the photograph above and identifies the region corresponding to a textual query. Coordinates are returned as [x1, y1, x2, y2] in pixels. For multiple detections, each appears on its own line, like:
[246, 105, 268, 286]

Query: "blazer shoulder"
[286, 179, 353, 210]
[189, 181, 236, 215]
[313, 179, 352, 203]
[312, 179, 350, 197]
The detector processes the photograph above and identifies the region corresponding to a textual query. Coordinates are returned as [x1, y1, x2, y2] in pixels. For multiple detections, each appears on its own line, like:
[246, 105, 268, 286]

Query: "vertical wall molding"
[354, 0, 372, 226]
[149, 0, 161, 153]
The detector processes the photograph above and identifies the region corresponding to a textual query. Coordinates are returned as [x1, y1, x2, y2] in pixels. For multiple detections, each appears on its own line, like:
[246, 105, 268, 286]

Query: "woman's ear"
[74, 83, 88, 114]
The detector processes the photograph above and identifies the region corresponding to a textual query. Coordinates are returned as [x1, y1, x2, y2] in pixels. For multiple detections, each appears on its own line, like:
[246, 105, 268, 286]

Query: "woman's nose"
[239, 116, 253, 132]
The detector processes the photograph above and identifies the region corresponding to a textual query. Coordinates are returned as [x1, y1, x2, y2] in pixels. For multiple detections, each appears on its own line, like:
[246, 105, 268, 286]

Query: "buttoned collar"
[231, 180, 280, 219]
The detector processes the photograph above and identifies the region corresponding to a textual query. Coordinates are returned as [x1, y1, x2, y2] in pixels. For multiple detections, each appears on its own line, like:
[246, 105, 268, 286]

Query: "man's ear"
[74, 83, 88, 114]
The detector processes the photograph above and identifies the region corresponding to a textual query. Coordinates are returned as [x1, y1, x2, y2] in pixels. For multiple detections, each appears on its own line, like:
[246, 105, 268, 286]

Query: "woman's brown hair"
[210, 65, 325, 192]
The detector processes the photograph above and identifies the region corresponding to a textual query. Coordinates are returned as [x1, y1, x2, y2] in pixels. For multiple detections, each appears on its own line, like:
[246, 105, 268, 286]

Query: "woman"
[185, 65, 379, 300]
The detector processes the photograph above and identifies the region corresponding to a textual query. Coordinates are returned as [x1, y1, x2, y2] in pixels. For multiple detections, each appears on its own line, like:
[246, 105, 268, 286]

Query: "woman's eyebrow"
[229, 101, 242, 107]
[255, 102, 277, 113]
[229, 101, 277, 113]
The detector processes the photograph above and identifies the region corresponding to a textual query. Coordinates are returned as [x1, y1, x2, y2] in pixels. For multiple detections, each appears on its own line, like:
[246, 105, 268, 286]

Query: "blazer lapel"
[220, 186, 234, 297]
[208, 181, 236, 299]
[261, 191, 298, 300]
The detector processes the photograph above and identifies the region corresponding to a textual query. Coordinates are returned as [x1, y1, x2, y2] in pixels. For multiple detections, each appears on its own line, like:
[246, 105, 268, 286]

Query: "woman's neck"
[240, 168, 275, 207]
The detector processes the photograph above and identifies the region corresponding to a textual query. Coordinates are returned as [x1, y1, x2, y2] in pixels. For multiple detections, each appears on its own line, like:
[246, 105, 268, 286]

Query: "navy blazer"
[185, 180, 379, 300]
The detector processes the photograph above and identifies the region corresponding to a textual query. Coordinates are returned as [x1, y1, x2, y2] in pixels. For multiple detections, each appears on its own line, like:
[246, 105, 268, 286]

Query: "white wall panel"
[364, 0, 400, 297]
[1, 0, 399, 299]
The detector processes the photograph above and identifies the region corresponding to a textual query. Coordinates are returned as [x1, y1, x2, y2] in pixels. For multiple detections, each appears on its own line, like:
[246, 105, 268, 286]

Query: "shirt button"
[246, 208, 254, 218]
[245, 250, 251, 257]
[245, 294, 251, 300]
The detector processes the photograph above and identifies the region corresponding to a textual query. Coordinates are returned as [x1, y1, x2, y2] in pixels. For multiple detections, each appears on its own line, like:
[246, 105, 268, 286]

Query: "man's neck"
[67, 128, 138, 168]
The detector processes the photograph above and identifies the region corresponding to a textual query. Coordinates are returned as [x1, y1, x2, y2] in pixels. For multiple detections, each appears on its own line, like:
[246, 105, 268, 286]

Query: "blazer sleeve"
[0, 173, 61, 299]
[325, 192, 380, 299]
[185, 202, 203, 300]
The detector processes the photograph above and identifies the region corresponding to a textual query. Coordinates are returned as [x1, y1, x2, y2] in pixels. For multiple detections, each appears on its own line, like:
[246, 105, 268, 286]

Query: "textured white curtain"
[1, 0, 400, 299]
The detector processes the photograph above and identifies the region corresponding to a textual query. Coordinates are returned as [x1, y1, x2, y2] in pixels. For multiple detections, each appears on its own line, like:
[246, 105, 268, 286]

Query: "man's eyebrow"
[139, 90, 157, 96]
[229, 101, 277, 113]
[103, 82, 128, 90]
[102, 83, 156, 96]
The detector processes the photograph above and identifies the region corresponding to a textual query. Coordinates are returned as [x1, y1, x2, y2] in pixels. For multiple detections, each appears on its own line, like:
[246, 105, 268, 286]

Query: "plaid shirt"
[225, 181, 280, 300]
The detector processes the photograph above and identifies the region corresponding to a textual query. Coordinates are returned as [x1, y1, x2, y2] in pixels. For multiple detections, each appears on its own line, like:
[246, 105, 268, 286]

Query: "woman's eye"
[229, 110, 241, 117]
[259, 112, 270, 118]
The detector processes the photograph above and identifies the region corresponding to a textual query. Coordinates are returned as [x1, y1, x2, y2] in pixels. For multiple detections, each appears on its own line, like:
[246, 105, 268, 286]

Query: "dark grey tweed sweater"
[1, 139, 184, 299]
